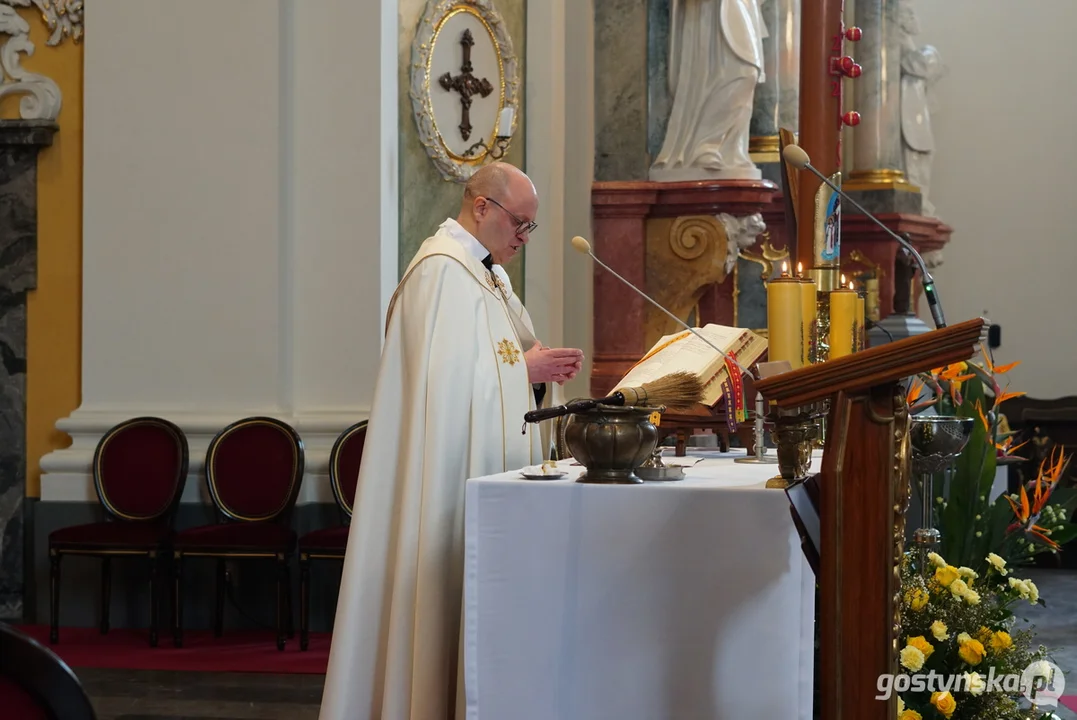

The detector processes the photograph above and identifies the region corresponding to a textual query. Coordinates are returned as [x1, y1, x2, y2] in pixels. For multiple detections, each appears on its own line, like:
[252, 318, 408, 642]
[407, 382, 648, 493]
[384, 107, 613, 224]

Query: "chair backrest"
[205, 416, 305, 523]
[93, 417, 189, 524]
[328, 421, 368, 521]
[0, 622, 98, 720]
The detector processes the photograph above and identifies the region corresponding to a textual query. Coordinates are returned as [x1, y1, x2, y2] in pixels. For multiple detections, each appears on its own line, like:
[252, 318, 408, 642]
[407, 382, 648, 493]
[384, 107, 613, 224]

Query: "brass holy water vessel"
[563, 404, 662, 484]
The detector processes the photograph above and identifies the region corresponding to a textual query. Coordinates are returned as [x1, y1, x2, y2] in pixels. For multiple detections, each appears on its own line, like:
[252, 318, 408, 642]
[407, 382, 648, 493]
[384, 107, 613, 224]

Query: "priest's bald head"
[458, 162, 538, 266]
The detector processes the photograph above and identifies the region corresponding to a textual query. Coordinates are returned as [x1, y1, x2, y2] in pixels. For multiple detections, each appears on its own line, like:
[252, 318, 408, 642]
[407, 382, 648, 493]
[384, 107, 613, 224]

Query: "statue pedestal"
[0, 120, 58, 621]
[590, 179, 779, 397]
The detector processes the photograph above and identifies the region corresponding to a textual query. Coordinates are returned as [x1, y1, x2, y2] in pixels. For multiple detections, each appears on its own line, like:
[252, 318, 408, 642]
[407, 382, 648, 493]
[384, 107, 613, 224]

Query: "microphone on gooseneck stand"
[782, 145, 947, 329]
[569, 236, 756, 379]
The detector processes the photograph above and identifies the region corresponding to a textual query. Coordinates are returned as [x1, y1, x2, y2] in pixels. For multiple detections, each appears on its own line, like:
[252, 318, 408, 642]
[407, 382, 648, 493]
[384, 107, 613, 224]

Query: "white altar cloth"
[462, 450, 816, 720]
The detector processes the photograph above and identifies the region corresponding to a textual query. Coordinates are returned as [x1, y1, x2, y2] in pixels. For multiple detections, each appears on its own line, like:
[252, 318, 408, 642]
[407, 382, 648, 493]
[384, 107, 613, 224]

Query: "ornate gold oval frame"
[410, 0, 520, 183]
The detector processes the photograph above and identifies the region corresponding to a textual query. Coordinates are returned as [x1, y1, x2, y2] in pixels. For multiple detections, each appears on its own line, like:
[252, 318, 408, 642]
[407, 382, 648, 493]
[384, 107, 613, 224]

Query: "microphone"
[782, 145, 947, 329]
[570, 236, 754, 378]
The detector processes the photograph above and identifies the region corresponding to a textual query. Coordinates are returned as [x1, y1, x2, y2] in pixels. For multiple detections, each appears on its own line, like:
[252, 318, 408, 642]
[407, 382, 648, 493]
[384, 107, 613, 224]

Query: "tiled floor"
[1020, 567, 1077, 719]
[72, 568, 1077, 719]
[76, 668, 323, 720]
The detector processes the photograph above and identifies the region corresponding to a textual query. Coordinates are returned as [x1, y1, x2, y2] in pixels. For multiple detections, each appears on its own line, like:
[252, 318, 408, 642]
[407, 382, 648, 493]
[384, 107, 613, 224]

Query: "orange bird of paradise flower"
[1006, 446, 1071, 548]
[906, 376, 936, 414]
[975, 344, 1026, 406]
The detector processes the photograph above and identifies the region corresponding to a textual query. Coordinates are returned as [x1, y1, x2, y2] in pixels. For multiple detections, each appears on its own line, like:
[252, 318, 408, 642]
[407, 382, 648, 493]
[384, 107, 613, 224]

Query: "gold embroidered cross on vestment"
[497, 338, 520, 366]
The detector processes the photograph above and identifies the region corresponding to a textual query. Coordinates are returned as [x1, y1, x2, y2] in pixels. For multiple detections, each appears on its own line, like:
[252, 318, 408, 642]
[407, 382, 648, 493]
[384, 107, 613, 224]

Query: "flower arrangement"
[906, 348, 1077, 575]
[895, 550, 1059, 720]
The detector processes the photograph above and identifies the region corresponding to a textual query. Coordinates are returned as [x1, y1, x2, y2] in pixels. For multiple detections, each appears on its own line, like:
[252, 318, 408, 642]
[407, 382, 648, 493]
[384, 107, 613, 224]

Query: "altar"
[462, 450, 816, 720]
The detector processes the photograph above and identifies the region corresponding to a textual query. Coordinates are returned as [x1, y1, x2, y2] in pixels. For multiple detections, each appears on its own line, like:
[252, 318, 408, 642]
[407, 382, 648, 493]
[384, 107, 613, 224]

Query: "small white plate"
[520, 470, 568, 480]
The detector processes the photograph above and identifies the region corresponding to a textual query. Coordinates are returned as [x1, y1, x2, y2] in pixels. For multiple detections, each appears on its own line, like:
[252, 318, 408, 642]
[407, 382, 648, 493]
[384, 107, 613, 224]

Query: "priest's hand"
[525, 343, 583, 385]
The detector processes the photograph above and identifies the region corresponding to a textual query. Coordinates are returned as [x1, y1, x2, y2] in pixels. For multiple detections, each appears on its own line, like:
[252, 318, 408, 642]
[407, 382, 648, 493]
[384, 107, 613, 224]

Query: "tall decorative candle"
[828, 275, 857, 359]
[853, 282, 866, 351]
[797, 262, 818, 365]
[767, 262, 803, 368]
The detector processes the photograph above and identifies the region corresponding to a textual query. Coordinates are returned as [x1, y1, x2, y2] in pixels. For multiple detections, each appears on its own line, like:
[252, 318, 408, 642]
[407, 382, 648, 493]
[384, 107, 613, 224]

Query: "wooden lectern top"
[755, 317, 987, 408]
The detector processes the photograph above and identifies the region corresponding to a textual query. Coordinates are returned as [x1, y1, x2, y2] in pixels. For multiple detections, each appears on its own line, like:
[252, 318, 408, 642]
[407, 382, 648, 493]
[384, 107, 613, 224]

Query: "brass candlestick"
[765, 405, 821, 488]
[735, 391, 780, 466]
[813, 290, 831, 364]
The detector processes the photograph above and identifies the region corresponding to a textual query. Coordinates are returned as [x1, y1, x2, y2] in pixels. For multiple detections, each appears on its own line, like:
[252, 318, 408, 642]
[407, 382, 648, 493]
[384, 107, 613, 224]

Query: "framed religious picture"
[411, 0, 520, 182]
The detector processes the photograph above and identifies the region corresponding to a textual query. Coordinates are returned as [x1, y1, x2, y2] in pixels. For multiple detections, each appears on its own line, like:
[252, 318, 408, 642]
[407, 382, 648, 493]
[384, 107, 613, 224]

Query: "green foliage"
[911, 359, 1076, 577]
[937, 378, 999, 574]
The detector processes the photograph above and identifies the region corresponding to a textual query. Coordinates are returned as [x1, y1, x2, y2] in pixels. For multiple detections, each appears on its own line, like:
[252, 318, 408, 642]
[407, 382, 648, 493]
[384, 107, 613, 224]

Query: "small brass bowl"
[564, 404, 661, 484]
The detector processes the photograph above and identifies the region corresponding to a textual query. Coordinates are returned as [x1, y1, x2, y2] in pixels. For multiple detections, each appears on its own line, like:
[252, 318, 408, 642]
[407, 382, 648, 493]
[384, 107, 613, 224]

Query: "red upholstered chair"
[0, 622, 98, 720]
[297, 420, 367, 650]
[172, 416, 304, 651]
[48, 416, 189, 648]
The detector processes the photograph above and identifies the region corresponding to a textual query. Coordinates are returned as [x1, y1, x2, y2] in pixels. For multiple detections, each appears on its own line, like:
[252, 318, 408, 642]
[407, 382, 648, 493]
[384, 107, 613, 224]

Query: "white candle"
[497, 106, 514, 137]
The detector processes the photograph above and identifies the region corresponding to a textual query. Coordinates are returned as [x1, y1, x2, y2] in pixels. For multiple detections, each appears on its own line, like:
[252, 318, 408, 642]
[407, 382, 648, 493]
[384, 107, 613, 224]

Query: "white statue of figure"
[900, 1, 945, 217]
[650, 0, 768, 182]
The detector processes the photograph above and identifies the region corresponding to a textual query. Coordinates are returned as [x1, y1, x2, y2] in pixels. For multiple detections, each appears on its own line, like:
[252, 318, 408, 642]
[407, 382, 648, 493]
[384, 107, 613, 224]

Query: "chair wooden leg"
[99, 557, 112, 635]
[173, 553, 184, 648]
[299, 553, 310, 651]
[276, 555, 287, 651]
[148, 552, 160, 648]
[49, 550, 61, 643]
[214, 559, 226, 638]
[286, 563, 294, 640]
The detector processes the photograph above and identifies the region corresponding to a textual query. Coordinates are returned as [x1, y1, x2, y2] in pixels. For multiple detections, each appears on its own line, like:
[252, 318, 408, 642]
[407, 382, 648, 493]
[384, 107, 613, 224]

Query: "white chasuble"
[318, 228, 540, 720]
[491, 264, 567, 458]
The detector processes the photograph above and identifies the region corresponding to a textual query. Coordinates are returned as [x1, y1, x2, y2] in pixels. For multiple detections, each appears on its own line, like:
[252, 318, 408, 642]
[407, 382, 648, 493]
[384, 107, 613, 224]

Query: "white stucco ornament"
[0, 0, 83, 121]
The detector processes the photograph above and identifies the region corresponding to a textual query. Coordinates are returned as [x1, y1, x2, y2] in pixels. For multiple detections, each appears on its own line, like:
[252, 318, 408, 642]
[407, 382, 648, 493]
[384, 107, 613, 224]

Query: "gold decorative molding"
[644, 215, 729, 347]
[734, 236, 789, 331]
[0, 0, 82, 120]
[749, 135, 780, 163]
[740, 235, 788, 290]
[668, 216, 713, 261]
[749, 135, 780, 154]
[844, 168, 920, 193]
[410, 0, 519, 183]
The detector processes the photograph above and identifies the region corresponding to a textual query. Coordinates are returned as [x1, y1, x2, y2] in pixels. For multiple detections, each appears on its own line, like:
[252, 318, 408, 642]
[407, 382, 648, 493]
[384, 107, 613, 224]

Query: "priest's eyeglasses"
[486, 197, 538, 235]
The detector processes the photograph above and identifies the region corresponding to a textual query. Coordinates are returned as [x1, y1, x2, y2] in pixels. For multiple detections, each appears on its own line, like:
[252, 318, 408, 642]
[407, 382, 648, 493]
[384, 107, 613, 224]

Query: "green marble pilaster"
[595, 0, 650, 181]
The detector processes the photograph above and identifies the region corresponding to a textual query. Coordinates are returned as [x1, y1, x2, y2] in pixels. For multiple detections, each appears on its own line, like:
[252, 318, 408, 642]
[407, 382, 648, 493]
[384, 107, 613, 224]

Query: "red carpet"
[16, 625, 330, 674]
[1061, 695, 1077, 712]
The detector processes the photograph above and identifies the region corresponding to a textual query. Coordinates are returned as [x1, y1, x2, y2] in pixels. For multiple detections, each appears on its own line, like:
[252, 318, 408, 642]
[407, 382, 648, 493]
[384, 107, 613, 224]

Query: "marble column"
[750, 0, 801, 159]
[0, 120, 57, 621]
[848, 0, 906, 187]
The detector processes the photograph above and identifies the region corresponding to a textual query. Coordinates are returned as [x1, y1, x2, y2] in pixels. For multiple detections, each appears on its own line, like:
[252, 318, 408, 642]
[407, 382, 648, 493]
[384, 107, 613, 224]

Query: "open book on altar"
[614, 324, 768, 408]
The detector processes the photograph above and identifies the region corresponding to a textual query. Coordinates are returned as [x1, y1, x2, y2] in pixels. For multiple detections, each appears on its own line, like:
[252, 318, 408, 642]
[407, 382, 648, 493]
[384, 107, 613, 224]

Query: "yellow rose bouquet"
[895, 551, 1061, 719]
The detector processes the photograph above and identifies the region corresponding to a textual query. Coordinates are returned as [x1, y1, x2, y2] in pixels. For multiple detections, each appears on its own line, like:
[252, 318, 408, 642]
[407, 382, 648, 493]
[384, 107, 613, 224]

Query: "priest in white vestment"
[318, 163, 584, 720]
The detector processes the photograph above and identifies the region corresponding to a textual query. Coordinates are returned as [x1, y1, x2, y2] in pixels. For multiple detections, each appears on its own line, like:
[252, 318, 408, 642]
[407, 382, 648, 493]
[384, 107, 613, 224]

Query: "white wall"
[913, 0, 1077, 399]
[40, 0, 398, 503]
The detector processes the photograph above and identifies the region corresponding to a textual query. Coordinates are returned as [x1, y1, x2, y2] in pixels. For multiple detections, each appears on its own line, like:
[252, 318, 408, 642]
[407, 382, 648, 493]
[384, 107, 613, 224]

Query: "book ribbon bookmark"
[720, 353, 747, 433]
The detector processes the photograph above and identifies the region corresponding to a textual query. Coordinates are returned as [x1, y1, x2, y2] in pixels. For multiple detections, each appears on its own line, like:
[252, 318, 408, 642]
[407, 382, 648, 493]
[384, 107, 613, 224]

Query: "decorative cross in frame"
[438, 28, 494, 142]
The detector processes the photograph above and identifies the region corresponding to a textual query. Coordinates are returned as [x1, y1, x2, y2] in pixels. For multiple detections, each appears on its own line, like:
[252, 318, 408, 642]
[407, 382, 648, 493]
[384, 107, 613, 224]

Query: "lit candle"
[797, 262, 817, 365]
[497, 106, 515, 137]
[828, 274, 857, 359]
[853, 281, 866, 351]
[767, 261, 803, 368]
